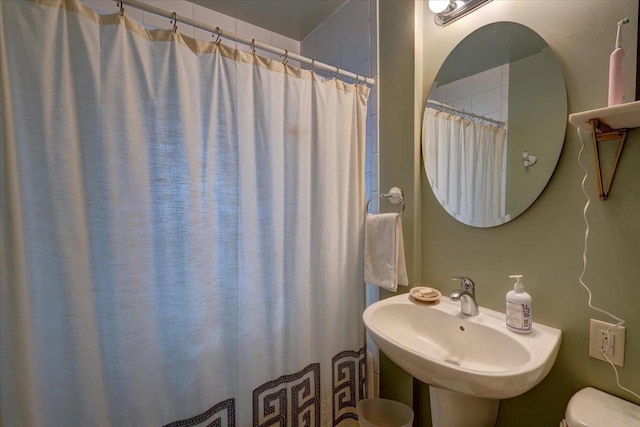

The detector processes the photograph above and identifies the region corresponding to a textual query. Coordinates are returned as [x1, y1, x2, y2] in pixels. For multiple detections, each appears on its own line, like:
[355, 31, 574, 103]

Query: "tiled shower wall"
[428, 64, 509, 124]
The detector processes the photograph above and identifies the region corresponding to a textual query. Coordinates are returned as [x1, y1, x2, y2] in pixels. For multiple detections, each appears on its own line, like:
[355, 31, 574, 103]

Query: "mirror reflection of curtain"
[0, 1, 368, 425]
[422, 108, 508, 227]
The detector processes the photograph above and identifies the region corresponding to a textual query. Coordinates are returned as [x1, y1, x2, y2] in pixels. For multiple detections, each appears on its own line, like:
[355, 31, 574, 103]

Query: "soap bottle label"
[506, 301, 531, 331]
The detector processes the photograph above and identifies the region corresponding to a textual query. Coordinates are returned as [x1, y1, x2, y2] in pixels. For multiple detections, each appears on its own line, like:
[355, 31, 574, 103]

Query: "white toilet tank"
[564, 387, 640, 426]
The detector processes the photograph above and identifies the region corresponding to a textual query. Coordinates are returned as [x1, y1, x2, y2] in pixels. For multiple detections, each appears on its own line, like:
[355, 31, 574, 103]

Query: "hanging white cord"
[576, 127, 640, 401]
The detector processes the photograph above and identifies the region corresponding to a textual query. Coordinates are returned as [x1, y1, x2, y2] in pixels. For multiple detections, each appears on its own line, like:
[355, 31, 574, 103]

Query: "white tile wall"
[191, 4, 237, 48]
[450, 97, 472, 113]
[340, 20, 370, 70]
[446, 76, 472, 103]
[135, 0, 193, 37]
[429, 84, 445, 103]
[340, 0, 369, 37]
[81, 0, 300, 56]
[472, 67, 502, 95]
[369, 0, 378, 73]
[315, 11, 341, 58]
[472, 87, 502, 116]
[434, 64, 509, 124]
[236, 20, 272, 54]
[84, 0, 145, 21]
[501, 65, 510, 121]
[318, 44, 341, 71]
[82, 0, 119, 13]
[300, 31, 317, 62]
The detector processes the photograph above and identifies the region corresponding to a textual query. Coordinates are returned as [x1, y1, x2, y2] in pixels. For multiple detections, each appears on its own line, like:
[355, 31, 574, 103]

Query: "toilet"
[562, 387, 640, 426]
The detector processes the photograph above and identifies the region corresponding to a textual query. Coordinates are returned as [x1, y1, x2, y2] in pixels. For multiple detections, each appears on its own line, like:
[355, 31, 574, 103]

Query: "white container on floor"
[357, 398, 413, 427]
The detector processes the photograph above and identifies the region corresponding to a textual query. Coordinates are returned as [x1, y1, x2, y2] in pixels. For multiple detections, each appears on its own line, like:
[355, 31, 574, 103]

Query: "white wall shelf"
[568, 100, 640, 200]
[568, 100, 640, 132]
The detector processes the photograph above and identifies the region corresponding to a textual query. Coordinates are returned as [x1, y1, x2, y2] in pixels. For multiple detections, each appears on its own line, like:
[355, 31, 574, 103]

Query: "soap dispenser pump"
[505, 274, 532, 334]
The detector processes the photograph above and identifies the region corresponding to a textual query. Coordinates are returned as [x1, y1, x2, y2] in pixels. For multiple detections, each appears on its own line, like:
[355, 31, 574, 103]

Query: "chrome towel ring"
[366, 186, 405, 216]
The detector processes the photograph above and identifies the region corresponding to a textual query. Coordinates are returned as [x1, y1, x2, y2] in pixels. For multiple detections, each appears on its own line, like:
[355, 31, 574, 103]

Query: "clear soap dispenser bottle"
[505, 274, 532, 334]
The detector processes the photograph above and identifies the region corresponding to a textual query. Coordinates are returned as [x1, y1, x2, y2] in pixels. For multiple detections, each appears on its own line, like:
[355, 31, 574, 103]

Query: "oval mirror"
[422, 22, 567, 227]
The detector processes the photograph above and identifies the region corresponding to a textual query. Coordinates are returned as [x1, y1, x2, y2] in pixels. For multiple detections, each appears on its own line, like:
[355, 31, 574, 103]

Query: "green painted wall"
[378, 0, 416, 411]
[379, 1, 640, 426]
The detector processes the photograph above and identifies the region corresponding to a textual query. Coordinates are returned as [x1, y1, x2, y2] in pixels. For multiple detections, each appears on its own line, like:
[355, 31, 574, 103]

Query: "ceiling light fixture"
[430, 0, 492, 26]
[428, 0, 455, 14]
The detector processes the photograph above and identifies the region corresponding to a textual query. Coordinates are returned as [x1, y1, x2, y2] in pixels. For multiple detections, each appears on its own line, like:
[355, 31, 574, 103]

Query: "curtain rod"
[426, 100, 505, 128]
[114, 0, 375, 86]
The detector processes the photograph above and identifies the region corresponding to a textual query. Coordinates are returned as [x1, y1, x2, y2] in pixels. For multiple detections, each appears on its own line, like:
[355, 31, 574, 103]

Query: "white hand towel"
[364, 213, 409, 292]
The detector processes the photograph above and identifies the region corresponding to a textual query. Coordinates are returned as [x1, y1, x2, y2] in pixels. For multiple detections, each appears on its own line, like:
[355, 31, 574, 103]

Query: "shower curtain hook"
[282, 49, 289, 65]
[354, 74, 360, 85]
[213, 26, 222, 44]
[251, 39, 256, 55]
[333, 66, 340, 79]
[310, 59, 315, 73]
[170, 12, 178, 33]
[117, 0, 124, 16]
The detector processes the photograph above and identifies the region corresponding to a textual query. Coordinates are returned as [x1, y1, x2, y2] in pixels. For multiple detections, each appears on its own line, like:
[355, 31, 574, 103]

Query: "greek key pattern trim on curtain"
[163, 398, 236, 427]
[162, 347, 367, 427]
[252, 363, 320, 427]
[332, 347, 367, 425]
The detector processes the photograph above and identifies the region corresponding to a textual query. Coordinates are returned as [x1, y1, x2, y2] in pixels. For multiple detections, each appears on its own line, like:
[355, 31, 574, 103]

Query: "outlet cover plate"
[589, 319, 625, 367]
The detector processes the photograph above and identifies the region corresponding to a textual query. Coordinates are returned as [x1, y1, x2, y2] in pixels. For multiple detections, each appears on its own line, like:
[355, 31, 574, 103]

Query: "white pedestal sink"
[362, 293, 562, 427]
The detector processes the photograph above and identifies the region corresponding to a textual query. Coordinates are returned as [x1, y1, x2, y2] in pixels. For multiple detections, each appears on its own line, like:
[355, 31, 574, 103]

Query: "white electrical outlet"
[599, 329, 615, 356]
[589, 319, 625, 367]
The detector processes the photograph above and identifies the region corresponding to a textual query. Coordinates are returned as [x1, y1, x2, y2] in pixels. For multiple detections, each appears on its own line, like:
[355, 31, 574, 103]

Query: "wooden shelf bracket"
[589, 119, 628, 200]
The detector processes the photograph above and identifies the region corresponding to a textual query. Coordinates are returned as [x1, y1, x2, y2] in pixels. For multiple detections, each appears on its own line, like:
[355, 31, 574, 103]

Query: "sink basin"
[363, 293, 562, 400]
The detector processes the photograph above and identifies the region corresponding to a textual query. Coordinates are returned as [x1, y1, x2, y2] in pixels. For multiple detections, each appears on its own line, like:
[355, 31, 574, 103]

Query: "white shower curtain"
[422, 108, 507, 227]
[0, 1, 368, 426]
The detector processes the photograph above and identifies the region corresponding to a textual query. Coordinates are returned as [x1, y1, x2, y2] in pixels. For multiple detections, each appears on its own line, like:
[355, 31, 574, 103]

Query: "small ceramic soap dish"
[410, 286, 441, 302]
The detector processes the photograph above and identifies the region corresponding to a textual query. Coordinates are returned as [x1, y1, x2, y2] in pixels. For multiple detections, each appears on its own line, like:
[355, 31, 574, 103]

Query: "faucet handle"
[451, 276, 475, 292]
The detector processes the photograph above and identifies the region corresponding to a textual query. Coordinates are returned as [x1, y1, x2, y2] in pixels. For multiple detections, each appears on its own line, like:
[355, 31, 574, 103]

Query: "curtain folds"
[422, 108, 508, 227]
[0, 1, 368, 426]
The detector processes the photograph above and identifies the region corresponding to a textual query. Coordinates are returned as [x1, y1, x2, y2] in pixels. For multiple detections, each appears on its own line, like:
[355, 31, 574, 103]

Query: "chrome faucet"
[449, 276, 479, 316]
